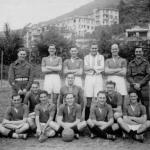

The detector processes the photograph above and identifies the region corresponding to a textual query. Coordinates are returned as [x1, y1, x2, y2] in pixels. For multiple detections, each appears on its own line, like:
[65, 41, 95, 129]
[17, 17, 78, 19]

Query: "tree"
[0, 23, 24, 65]
[35, 26, 75, 62]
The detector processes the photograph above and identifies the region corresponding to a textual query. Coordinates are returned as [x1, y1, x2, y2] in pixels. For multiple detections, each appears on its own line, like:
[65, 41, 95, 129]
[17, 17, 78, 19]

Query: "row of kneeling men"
[0, 83, 150, 143]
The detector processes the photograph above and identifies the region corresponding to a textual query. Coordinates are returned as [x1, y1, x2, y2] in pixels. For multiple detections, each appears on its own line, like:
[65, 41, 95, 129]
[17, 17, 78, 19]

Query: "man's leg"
[117, 118, 137, 137]
[85, 97, 92, 121]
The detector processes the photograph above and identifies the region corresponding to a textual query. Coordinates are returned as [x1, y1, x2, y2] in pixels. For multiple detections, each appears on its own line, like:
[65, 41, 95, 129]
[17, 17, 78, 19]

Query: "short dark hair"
[106, 81, 116, 87]
[49, 44, 56, 48]
[39, 90, 48, 97]
[135, 46, 143, 51]
[67, 73, 75, 77]
[128, 90, 138, 96]
[91, 42, 98, 47]
[17, 47, 27, 53]
[12, 94, 21, 99]
[97, 91, 106, 97]
[32, 81, 40, 86]
[64, 93, 75, 98]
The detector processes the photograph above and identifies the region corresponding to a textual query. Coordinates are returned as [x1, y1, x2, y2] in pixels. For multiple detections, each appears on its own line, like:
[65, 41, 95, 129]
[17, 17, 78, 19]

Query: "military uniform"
[127, 57, 150, 119]
[8, 59, 33, 95]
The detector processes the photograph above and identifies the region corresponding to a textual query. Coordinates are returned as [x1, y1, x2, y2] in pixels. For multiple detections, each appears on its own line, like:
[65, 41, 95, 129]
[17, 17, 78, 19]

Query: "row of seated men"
[0, 78, 150, 143]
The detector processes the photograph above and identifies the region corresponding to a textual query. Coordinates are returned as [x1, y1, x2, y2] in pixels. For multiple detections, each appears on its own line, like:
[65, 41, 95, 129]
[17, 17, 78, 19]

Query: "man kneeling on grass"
[0, 94, 29, 139]
[49, 93, 86, 139]
[87, 91, 116, 140]
[34, 90, 56, 143]
[117, 90, 148, 142]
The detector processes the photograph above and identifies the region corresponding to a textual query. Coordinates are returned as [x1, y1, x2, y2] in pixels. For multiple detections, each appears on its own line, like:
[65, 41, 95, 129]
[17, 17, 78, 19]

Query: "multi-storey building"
[93, 8, 119, 26]
[55, 16, 95, 37]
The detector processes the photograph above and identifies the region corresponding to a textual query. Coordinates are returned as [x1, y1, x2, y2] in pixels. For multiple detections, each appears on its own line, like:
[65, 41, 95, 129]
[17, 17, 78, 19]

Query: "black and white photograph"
[0, 0, 150, 149]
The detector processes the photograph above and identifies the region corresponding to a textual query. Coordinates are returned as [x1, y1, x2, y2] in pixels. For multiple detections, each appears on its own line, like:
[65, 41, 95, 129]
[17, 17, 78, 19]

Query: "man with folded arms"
[63, 47, 83, 88]
[84, 43, 104, 120]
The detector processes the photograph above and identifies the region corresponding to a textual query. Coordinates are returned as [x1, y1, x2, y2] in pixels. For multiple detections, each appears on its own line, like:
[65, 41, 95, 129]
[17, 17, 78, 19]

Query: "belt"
[15, 78, 28, 81]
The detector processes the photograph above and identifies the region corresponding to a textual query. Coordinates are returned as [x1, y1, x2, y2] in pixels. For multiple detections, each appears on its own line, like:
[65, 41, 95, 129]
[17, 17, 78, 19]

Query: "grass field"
[0, 81, 150, 150]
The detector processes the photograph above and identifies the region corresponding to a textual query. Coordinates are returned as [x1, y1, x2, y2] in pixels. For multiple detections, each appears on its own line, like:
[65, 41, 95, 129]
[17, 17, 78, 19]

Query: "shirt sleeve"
[139, 62, 150, 87]
[140, 105, 146, 116]
[121, 59, 127, 68]
[23, 92, 30, 105]
[41, 57, 46, 67]
[123, 106, 128, 116]
[94, 55, 105, 73]
[49, 104, 56, 120]
[34, 105, 40, 116]
[23, 105, 29, 118]
[78, 87, 84, 112]
[76, 105, 81, 120]
[89, 106, 96, 120]
[58, 105, 64, 116]
[26, 64, 34, 90]
[107, 105, 113, 120]
[117, 93, 123, 106]
[127, 63, 135, 85]
[8, 64, 19, 90]
[4, 107, 12, 120]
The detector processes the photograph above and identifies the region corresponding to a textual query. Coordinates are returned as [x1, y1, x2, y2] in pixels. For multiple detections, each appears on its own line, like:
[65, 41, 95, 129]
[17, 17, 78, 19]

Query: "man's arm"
[105, 59, 121, 75]
[26, 64, 34, 90]
[139, 62, 150, 87]
[94, 55, 105, 74]
[127, 64, 135, 85]
[46, 57, 62, 72]
[8, 64, 19, 91]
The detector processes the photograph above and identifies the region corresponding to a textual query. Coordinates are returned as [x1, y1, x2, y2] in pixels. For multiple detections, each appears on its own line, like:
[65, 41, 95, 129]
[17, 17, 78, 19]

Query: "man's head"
[12, 94, 22, 107]
[111, 44, 119, 56]
[39, 90, 49, 104]
[65, 93, 75, 106]
[129, 90, 138, 104]
[106, 81, 116, 95]
[90, 43, 98, 56]
[66, 73, 75, 86]
[97, 91, 107, 106]
[31, 81, 40, 94]
[70, 47, 78, 58]
[17, 48, 27, 61]
[135, 47, 143, 59]
[48, 44, 56, 56]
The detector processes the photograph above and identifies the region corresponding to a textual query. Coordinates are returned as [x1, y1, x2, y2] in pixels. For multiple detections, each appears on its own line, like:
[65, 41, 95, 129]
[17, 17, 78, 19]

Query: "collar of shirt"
[133, 57, 145, 65]
[15, 59, 26, 65]
[71, 57, 79, 63]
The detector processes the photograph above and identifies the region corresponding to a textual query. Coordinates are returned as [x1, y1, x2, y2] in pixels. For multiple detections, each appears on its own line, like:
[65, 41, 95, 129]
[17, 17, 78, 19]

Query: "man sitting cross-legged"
[49, 93, 86, 139]
[87, 91, 116, 140]
[0, 94, 29, 139]
[105, 81, 123, 134]
[24, 81, 41, 130]
[35, 90, 56, 143]
[117, 90, 148, 142]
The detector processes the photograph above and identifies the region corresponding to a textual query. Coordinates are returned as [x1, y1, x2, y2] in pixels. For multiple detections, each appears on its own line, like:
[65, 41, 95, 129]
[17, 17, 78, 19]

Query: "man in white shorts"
[117, 90, 148, 142]
[41, 44, 62, 106]
[84, 43, 104, 120]
[105, 44, 127, 96]
[63, 47, 83, 88]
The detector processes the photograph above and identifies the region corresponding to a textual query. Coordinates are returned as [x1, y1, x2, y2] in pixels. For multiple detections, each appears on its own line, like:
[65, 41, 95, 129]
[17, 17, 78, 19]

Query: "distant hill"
[38, 0, 121, 25]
